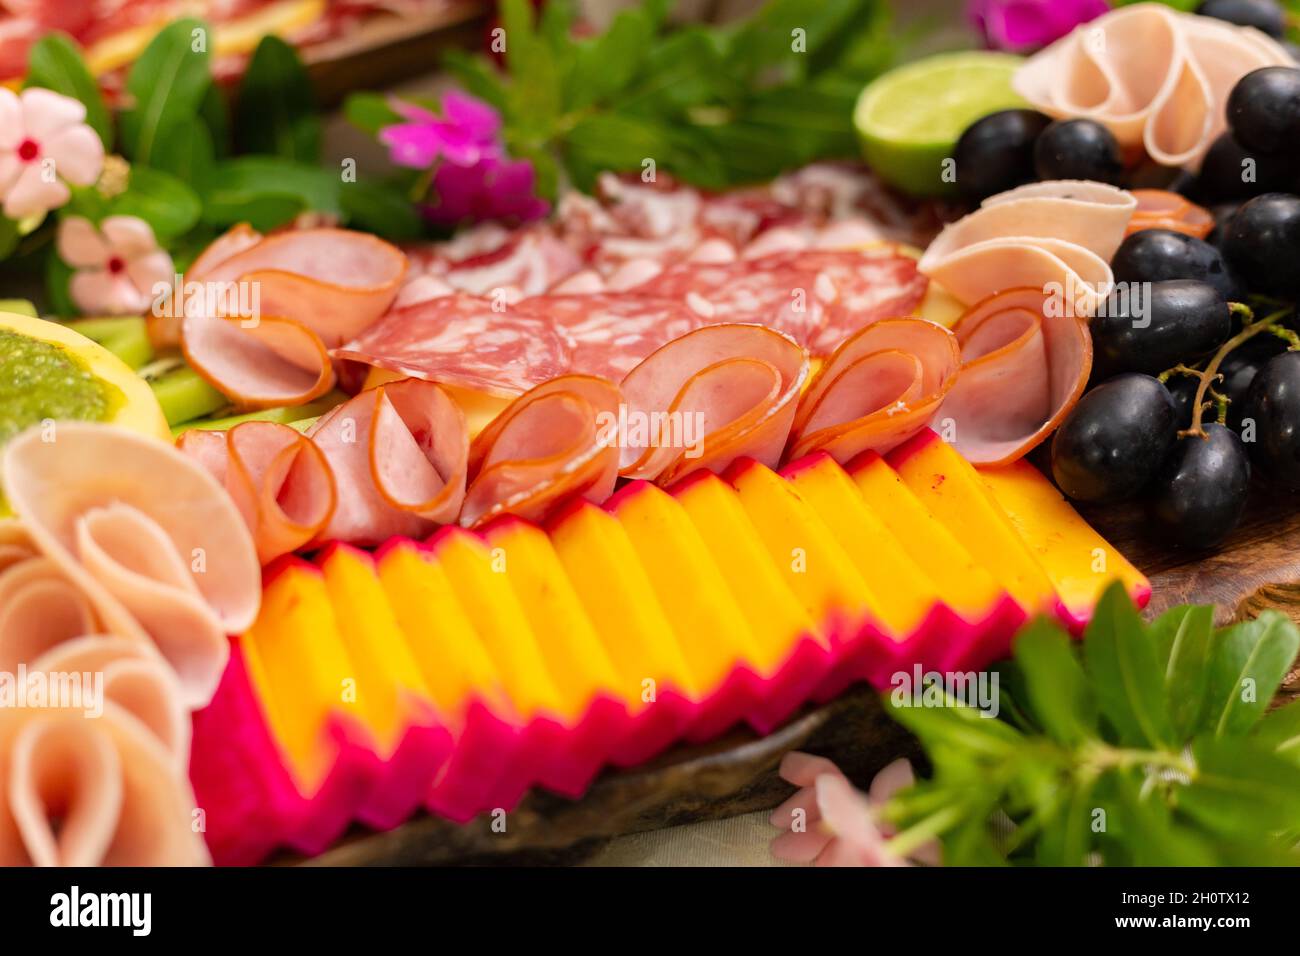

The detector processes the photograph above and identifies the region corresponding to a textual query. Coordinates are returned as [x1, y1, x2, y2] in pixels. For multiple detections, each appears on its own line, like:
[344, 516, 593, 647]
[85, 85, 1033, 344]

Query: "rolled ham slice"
[308, 378, 469, 545]
[618, 324, 810, 484]
[1, 423, 261, 709]
[938, 287, 1093, 465]
[1013, 3, 1291, 170]
[0, 700, 209, 866]
[1125, 189, 1214, 239]
[179, 226, 407, 408]
[918, 181, 1136, 313]
[178, 422, 337, 566]
[461, 375, 623, 528]
[0, 521, 99, 670]
[787, 318, 960, 463]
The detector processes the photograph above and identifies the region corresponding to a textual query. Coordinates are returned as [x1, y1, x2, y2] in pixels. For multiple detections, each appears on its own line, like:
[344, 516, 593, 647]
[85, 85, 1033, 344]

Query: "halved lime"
[855, 51, 1028, 198]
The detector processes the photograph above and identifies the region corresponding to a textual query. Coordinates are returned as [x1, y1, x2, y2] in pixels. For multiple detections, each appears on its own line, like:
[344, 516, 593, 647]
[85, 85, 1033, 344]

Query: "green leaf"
[565, 5, 656, 110]
[1013, 618, 1098, 747]
[1034, 776, 1097, 866]
[25, 33, 112, 149]
[1152, 604, 1215, 740]
[1180, 735, 1300, 840]
[1083, 582, 1173, 748]
[199, 82, 231, 157]
[120, 19, 212, 166]
[1104, 769, 1219, 866]
[236, 36, 320, 162]
[500, 0, 563, 135]
[884, 693, 1023, 767]
[149, 117, 216, 187]
[339, 178, 422, 242]
[44, 251, 76, 318]
[0, 218, 18, 261]
[1203, 611, 1300, 737]
[110, 166, 202, 241]
[201, 156, 341, 231]
[1251, 698, 1300, 763]
[343, 92, 401, 137]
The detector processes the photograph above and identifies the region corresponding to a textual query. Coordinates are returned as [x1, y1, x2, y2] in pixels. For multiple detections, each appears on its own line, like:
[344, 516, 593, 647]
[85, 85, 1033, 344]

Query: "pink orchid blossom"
[0, 87, 103, 221]
[769, 752, 941, 867]
[378, 89, 548, 225]
[425, 154, 550, 226]
[967, 0, 1109, 53]
[379, 90, 502, 170]
[58, 215, 175, 316]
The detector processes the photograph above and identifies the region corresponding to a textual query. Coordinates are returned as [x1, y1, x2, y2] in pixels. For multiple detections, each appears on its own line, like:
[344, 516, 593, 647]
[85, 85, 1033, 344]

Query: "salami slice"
[333, 293, 571, 397]
[774, 249, 929, 355]
[531, 293, 703, 381]
[634, 259, 829, 348]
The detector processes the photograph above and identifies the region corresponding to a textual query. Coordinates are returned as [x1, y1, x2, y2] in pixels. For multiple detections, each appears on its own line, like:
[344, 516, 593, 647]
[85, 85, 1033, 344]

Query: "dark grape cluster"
[953, 111, 1123, 203]
[950, 56, 1300, 551]
[1048, 63, 1300, 551]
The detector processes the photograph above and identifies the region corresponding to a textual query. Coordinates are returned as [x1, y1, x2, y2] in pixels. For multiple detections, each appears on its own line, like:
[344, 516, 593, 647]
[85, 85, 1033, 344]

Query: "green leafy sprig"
[350, 0, 902, 197]
[882, 584, 1300, 866]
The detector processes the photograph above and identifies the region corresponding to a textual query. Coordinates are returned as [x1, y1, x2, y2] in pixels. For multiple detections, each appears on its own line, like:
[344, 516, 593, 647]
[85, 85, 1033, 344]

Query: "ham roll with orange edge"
[178, 422, 337, 565]
[0, 637, 208, 866]
[179, 226, 407, 408]
[1, 423, 262, 709]
[307, 378, 469, 545]
[617, 324, 810, 485]
[939, 288, 1093, 466]
[461, 374, 623, 528]
[787, 317, 960, 463]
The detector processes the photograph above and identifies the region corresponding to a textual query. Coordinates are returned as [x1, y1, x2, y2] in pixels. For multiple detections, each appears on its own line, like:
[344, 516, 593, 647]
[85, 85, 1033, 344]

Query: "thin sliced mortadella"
[308, 378, 469, 545]
[618, 324, 809, 483]
[938, 288, 1093, 465]
[923, 182, 1137, 265]
[788, 318, 960, 463]
[918, 181, 1135, 311]
[179, 226, 407, 407]
[922, 236, 1115, 316]
[32, 636, 190, 772]
[0, 706, 209, 866]
[182, 313, 336, 410]
[178, 422, 337, 565]
[1, 423, 261, 709]
[462, 375, 623, 527]
[0, 556, 97, 670]
[1013, 4, 1290, 169]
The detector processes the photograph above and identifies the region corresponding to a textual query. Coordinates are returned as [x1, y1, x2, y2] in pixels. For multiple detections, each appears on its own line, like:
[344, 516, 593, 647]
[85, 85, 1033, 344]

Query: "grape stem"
[1173, 306, 1293, 440]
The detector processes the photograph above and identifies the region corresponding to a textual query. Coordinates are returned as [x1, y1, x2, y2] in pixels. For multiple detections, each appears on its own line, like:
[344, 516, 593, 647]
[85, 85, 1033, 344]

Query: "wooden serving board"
[292, 481, 1300, 866]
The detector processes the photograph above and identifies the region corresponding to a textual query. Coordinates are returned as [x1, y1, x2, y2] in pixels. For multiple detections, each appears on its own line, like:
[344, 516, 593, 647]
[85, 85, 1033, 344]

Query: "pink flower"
[57, 215, 175, 316]
[425, 154, 550, 226]
[967, 0, 1109, 53]
[379, 90, 502, 170]
[0, 87, 103, 220]
[769, 752, 941, 867]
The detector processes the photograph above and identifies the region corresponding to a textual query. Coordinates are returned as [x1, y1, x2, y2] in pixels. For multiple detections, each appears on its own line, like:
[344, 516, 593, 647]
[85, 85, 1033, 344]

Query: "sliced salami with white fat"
[531, 293, 703, 381]
[333, 293, 572, 397]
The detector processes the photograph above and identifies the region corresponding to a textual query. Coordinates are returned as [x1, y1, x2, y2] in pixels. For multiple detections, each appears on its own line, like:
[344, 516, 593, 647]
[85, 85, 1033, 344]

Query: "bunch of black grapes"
[1050, 64, 1300, 550]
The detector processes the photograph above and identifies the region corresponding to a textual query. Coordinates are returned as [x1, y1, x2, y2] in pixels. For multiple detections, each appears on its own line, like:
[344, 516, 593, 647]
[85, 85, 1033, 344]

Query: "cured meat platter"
[5, 0, 1300, 874]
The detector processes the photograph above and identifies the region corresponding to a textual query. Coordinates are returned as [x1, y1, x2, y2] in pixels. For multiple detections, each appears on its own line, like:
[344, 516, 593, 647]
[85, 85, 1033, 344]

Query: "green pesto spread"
[0, 329, 122, 445]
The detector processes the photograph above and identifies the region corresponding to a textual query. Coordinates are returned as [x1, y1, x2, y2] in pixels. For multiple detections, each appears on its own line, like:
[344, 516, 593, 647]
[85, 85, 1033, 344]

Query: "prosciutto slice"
[179, 226, 407, 408]
[918, 181, 1136, 313]
[308, 378, 469, 545]
[0, 690, 208, 865]
[938, 288, 1093, 466]
[787, 318, 961, 463]
[177, 422, 337, 565]
[618, 324, 810, 485]
[1, 423, 261, 709]
[1013, 3, 1291, 170]
[461, 375, 623, 528]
